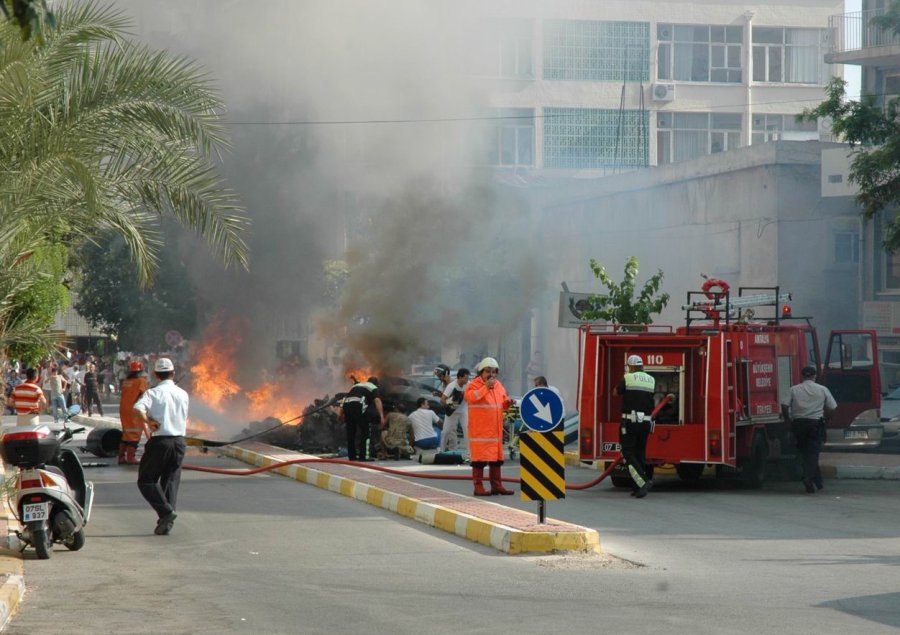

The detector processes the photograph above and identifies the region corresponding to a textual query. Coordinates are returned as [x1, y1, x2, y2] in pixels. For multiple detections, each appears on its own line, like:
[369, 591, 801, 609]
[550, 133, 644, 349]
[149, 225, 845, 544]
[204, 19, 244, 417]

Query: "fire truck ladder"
[682, 287, 791, 330]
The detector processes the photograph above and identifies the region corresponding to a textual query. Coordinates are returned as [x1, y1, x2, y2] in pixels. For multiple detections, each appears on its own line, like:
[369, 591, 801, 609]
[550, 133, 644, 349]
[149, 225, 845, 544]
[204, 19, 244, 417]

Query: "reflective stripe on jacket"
[464, 376, 508, 462]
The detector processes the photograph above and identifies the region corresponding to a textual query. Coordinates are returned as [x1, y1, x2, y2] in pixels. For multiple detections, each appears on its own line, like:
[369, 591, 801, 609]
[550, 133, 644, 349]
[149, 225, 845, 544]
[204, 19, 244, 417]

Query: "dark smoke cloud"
[114, 0, 544, 384]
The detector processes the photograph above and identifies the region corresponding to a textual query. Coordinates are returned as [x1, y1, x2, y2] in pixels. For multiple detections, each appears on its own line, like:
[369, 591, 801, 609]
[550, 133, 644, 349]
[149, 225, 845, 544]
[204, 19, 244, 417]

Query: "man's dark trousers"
[138, 435, 187, 518]
[793, 418, 823, 488]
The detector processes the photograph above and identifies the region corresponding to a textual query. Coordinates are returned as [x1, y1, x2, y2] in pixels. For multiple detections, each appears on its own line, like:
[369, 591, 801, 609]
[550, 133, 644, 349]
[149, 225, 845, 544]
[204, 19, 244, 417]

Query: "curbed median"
[218, 442, 600, 556]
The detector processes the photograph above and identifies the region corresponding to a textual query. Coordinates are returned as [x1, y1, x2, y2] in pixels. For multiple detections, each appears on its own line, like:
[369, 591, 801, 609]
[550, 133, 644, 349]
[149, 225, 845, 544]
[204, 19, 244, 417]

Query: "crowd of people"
[1, 351, 178, 421]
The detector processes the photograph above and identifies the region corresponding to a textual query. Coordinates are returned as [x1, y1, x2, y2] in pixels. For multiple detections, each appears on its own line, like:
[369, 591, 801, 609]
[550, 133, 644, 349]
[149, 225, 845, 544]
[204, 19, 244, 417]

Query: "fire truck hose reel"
[701, 277, 730, 300]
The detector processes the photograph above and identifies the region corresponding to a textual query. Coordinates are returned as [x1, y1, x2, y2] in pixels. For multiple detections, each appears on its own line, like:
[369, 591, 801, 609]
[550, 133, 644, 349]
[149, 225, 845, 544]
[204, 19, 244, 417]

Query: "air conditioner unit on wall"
[651, 83, 675, 102]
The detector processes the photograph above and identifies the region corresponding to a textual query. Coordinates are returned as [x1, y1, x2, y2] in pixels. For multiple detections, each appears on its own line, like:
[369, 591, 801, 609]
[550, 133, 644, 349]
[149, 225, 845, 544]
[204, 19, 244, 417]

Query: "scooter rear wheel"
[30, 523, 52, 560]
[64, 528, 85, 551]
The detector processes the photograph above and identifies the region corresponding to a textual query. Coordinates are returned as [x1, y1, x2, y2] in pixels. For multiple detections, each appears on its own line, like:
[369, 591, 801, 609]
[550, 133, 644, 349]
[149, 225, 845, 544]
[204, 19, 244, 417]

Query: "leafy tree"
[0, 0, 55, 41]
[0, 1, 250, 363]
[803, 77, 900, 249]
[74, 229, 197, 352]
[0, 1, 249, 282]
[803, 2, 900, 251]
[581, 256, 670, 327]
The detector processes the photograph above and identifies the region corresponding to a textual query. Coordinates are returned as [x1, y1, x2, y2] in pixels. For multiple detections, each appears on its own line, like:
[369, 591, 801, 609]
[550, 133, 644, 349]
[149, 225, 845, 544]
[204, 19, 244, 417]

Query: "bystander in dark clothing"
[81, 364, 104, 416]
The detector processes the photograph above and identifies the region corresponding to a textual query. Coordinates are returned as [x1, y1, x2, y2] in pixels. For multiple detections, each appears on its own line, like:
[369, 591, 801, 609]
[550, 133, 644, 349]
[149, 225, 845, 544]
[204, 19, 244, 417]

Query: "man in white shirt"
[781, 366, 837, 494]
[440, 369, 470, 455]
[134, 357, 189, 535]
[408, 398, 441, 451]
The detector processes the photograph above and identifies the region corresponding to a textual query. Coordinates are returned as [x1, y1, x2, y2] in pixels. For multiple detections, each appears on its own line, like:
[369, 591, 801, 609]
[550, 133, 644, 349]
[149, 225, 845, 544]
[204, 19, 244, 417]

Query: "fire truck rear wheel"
[742, 432, 768, 489]
[675, 463, 705, 482]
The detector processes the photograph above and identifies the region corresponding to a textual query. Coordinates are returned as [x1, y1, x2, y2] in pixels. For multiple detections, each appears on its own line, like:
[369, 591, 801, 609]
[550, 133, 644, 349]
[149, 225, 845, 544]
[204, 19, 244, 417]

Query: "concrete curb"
[820, 464, 900, 480]
[219, 445, 600, 556]
[0, 497, 25, 631]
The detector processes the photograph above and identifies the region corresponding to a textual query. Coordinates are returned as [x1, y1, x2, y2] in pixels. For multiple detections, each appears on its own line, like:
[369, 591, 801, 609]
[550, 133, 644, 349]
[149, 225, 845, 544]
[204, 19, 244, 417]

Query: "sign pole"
[518, 387, 566, 526]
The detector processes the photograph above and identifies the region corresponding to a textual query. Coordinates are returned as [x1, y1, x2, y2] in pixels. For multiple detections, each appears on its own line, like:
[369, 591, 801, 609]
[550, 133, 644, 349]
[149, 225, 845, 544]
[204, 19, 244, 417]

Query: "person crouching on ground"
[464, 357, 514, 496]
[408, 397, 441, 453]
[133, 357, 188, 536]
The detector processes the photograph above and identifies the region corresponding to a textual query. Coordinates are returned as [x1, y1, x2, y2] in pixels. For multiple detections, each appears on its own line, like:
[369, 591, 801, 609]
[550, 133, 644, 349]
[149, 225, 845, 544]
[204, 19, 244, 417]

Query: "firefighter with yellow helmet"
[616, 354, 655, 498]
[464, 357, 515, 496]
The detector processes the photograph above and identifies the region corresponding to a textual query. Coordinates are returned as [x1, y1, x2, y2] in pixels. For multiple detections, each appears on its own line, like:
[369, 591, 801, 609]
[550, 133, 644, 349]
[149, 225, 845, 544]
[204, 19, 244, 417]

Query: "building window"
[752, 28, 827, 84]
[657, 24, 742, 83]
[544, 20, 650, 82]
[485, 108, 534, 167]
[544, 108, 648, 169]
[834, 231, 859, 264]
[751, 114, 818, 144]
[656, 112, 742, 164]
[468, 19, 534, 79]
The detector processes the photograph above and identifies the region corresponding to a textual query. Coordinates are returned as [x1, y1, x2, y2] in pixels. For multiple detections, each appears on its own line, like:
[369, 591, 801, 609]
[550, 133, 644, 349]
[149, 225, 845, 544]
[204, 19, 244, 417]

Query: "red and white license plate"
[22, 502, 49, 522]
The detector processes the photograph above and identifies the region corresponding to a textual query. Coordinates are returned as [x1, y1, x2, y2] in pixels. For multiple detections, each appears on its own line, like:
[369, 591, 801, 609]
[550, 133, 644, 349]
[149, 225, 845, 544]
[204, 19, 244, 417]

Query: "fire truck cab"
[577, 285, 881, 487]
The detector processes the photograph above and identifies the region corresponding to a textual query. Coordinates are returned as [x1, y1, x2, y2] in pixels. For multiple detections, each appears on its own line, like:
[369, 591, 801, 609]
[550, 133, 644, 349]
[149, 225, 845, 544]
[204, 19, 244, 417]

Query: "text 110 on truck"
[577, 283, 882, 488]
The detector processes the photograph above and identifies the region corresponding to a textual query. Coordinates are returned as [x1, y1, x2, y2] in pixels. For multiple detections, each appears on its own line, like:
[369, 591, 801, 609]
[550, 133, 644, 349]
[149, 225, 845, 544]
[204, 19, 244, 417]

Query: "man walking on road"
[133, 357, 188, 535]
[781, 366, 836, 494]
[617, 354, 655, 499]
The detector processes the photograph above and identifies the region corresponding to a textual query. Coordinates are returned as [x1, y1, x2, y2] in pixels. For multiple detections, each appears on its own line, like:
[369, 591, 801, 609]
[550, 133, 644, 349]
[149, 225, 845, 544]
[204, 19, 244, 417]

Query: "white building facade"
[474, 0, 843, 175]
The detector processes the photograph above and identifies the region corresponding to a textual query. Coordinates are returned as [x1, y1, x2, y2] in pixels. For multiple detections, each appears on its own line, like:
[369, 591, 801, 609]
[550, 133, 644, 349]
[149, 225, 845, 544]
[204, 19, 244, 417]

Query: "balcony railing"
[830, 8, 900, 54]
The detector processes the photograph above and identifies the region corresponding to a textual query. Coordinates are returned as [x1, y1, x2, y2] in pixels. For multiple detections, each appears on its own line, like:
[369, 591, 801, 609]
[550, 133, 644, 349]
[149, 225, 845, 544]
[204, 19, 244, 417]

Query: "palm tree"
[0, 0, 249, 281]
[0, 0, 249, 359]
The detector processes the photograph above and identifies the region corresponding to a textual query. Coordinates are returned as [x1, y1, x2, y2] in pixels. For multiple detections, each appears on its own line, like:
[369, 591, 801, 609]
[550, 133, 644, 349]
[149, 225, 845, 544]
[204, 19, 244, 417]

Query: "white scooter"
[0, 418, 94, 559]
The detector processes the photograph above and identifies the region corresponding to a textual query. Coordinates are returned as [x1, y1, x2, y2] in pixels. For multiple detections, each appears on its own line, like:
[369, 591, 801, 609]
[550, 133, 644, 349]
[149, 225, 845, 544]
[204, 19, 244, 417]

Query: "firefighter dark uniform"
[341, 379, 381, 461]
[616, 355, 655, 498]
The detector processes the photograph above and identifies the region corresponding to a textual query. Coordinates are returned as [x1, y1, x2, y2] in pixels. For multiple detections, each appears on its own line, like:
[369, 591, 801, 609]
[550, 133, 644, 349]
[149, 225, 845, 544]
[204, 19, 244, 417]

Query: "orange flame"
[187, 317, 329, 439]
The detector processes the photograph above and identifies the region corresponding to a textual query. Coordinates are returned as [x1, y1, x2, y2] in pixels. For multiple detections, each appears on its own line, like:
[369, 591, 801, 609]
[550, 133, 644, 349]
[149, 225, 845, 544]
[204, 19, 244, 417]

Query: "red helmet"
[129, 361, 143, 372]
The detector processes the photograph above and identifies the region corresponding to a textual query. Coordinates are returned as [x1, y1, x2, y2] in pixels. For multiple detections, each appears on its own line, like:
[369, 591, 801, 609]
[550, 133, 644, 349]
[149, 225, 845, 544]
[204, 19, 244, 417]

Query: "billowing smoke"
[115, 0, 544, 387]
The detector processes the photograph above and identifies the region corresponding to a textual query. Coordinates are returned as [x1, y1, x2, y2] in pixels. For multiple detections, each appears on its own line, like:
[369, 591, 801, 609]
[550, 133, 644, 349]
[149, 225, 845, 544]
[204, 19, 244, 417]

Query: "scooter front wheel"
[29, 522, 52, 559]
[64, 528, 85, 551]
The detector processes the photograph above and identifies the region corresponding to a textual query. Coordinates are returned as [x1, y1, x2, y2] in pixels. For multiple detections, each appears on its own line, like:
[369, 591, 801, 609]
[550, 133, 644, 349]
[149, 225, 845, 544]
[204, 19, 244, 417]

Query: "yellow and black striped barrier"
[519, 429, 566, 501]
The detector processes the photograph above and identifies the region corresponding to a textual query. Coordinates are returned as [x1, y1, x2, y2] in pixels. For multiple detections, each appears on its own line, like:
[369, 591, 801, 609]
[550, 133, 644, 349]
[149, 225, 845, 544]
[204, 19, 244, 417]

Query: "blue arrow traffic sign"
[519, 387, 565, 433]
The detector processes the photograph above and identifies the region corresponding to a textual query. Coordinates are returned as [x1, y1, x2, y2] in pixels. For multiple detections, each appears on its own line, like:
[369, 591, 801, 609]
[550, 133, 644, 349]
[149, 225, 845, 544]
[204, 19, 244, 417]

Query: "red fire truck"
[577, 283, 882, 487]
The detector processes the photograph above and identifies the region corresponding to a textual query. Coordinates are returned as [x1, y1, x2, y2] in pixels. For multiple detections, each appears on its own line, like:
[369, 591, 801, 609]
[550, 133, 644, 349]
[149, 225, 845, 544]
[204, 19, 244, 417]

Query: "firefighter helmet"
[626, 354, 644, 367]
[475, 357, 500, 372]
[128, 361, 143, 372]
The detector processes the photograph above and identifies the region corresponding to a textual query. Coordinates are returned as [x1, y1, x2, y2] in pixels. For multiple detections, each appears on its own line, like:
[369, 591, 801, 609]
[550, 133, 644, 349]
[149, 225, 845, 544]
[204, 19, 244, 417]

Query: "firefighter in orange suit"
[464, 357, 514, 496]
[118, 361, 150, 464]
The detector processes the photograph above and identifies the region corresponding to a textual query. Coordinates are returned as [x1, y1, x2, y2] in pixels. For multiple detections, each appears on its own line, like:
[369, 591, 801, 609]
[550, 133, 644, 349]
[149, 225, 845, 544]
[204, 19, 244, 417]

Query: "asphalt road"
[6, 450, 900, 634]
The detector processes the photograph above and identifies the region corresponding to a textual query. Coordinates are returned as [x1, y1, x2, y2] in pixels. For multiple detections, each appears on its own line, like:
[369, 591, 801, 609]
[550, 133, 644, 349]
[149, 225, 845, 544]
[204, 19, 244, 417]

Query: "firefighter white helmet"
[475, 357, 500, 372]
[626, 354, 644, 367]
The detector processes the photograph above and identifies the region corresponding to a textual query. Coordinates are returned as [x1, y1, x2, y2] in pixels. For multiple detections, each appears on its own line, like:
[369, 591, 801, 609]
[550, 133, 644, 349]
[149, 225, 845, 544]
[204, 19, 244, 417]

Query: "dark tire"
[742, 432, 768, 489]
[676, 463, 705, 482]
[64, 528, 85, 552]
[30, 523, 52, 560]
[610, 475, 633, 488]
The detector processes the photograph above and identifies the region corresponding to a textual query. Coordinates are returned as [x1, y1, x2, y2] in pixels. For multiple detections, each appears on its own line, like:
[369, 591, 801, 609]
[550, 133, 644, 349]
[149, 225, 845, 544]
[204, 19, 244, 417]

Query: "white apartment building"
[474, 0, 843, 174]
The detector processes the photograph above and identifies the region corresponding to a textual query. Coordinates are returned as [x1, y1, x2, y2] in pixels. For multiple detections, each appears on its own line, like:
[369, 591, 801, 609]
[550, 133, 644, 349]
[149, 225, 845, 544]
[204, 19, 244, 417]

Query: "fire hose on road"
[180, 393, 673, 490]
[182, 455, 623, 490]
